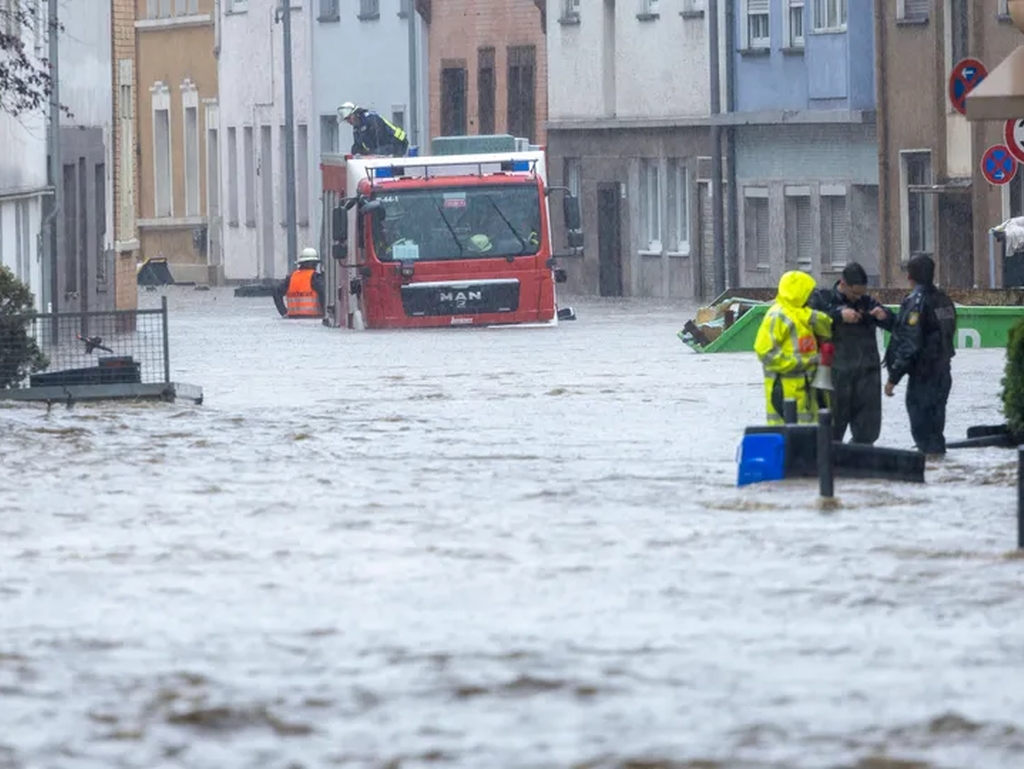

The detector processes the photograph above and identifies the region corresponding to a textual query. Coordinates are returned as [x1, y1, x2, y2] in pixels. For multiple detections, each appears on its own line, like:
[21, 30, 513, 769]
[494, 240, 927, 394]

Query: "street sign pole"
[280, 0, 299, 272]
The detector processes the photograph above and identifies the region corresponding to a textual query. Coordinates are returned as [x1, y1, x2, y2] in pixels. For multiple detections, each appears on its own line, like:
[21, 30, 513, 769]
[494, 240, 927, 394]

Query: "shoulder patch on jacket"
[907, 311, 919, 326]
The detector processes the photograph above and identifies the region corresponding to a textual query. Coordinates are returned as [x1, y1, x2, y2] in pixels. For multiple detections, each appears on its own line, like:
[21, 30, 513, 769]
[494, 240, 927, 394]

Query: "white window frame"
[562, 0, 580, 19]
[640, 0, 659, 14]
[744, 0, 770, 48]
[640, 159, 661, 253]
[784, 0, 804, 48]
[819, 184, 849, 267]
[897, 0, 929, 22]
[743, 187, 770, 269]
[812, 0, 846, 32]
[181, 80, 200, 218]
[151, 82, 173, 218]
[667, 161, 690, 255]
[899, 150, 934, 264]
[1000, 0, 1009, 16]
[297, 123, 309, 226]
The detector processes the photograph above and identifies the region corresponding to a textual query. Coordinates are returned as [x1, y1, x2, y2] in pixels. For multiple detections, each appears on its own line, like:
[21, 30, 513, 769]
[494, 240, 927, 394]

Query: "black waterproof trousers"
[830, 367, 883, 445]
[906, 365, 953, 455]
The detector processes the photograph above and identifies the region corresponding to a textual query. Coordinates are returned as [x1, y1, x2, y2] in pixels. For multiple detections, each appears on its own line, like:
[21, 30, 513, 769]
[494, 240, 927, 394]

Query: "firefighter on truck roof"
[338, 102, 409, 158]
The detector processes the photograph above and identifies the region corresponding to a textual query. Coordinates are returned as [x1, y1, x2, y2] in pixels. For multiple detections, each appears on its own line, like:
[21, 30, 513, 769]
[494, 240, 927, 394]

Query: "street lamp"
[275, 1, 299, 271]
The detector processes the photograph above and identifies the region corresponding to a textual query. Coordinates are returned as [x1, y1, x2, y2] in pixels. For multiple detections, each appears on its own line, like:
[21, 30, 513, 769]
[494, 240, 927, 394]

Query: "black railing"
[0, 296, 170, 390]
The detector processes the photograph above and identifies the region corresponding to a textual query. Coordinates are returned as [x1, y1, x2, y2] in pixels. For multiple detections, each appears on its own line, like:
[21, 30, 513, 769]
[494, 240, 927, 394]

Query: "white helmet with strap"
[297, 247, 320, 265]
[338, 102, 357, 121]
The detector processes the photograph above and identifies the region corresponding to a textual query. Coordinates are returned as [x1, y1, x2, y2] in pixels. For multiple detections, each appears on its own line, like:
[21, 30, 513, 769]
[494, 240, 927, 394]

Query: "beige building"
[425, 0, 548, 145]
[135, 0, 219, 284]
[876, 0, 1023, 288]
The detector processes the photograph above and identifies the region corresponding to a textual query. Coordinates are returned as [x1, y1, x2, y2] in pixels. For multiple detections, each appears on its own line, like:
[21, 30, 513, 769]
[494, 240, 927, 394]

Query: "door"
[597, 183, 622, 296]
[260, 125, 275, 278]
[938, 193, 973, 288]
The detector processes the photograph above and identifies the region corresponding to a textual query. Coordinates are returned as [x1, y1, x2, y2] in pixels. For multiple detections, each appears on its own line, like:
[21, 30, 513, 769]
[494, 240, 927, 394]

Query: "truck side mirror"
[568, 230, 584, 249]
[332, 206, 348, 244]
[332, 242, 345, 260]
[563, 195, 581, 232]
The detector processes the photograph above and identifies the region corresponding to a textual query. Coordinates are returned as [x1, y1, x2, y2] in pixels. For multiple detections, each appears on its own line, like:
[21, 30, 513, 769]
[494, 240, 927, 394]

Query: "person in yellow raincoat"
[754, 270, 833, 425]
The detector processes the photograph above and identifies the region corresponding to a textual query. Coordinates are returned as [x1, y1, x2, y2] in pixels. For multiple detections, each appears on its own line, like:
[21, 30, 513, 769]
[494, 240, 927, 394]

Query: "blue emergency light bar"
[369, 156, 537, 183]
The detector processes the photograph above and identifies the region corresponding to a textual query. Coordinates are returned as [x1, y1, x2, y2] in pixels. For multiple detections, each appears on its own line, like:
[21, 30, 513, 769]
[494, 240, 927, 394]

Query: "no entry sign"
[949, 58, 988, 115]
[981, 144, 1017, 186]
[1005, 119, 1024, 164]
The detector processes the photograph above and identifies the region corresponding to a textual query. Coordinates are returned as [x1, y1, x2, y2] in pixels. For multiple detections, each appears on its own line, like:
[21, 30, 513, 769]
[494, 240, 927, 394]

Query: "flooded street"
[2, 287, 1023, 769]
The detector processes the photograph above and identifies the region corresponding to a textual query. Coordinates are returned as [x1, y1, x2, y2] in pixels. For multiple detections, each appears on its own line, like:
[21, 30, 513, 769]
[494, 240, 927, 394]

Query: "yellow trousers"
[764, 372, 828, 425]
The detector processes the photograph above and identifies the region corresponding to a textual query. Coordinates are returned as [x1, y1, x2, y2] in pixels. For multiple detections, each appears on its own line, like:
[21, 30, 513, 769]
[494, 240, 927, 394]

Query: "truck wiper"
[433, 197, 464, 255]
[484, 194, 529, 255]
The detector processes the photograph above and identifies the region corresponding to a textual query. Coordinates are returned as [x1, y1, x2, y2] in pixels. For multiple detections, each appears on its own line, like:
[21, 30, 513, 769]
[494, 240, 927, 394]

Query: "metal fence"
[0, 296, 170, 390]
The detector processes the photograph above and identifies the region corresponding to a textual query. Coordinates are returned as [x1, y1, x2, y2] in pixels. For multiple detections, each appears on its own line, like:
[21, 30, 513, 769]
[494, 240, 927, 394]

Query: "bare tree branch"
[0, 1, 72, 118]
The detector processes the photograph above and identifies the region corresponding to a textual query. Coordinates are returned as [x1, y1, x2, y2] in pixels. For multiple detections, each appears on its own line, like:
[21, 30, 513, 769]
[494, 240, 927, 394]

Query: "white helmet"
[338, 102, 357, 121]
[298, 247, 320, 265]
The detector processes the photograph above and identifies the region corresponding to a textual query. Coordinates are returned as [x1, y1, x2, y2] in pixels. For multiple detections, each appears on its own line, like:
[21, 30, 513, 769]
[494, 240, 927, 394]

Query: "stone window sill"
[739, 47, 771, 57]
[318, 13, 340, 22]
[781, 46, 805, 56]
[681, 10, 704, 19]
[357, 12, 380, 21]
[558, 14, 580, 25]
[896, 16, 928, 26]
[636, 12, 659, 21]
[997, 13, 1014, 24]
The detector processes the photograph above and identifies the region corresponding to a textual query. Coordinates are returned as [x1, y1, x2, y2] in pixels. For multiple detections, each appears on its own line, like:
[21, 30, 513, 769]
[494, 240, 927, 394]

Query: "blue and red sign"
[949, 57, 988, 115]
[981, 144, 1017, 186]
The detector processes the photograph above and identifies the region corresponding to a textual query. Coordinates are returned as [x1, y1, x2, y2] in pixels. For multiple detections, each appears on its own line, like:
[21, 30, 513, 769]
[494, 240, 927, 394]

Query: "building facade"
[219, 0, 313, 281]
[56, 1, 116, 317]
[0, 3, 49, 310]
[730, 0, 878, 289]
[113, 0, 140, 311]
[876, 0, 1021, 288]
[427, 0, 548, 146]
[135, 0, 219, 285]
[546, 0, 712, 298]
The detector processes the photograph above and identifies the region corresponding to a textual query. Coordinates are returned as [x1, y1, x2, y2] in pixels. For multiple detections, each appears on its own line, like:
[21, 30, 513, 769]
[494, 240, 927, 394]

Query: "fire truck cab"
[319, 135, 582, 330]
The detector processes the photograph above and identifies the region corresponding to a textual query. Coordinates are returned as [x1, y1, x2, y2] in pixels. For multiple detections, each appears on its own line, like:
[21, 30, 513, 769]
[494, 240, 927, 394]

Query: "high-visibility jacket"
[754, 270, 833, 425]
[285, 269, 321, 317]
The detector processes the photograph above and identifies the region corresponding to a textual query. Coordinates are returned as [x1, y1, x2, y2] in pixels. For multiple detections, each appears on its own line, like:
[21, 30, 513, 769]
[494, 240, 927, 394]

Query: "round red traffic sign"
[1005, 119, 1024, 164]
[949, 57, 988, 116]
[981, 144, 1017, 186]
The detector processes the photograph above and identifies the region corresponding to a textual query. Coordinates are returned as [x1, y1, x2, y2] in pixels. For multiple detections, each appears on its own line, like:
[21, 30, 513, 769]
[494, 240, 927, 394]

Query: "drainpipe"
[708, 0, 725, 298]
[406, 0, 419, 149]
[724, 0, 738, 289]
[873, 0, 890, 286]
[46, 0, 62, 319]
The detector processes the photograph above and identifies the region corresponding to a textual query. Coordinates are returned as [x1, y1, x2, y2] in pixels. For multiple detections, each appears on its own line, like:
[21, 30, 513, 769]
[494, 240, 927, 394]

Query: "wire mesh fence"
[0, 297, 170, 390]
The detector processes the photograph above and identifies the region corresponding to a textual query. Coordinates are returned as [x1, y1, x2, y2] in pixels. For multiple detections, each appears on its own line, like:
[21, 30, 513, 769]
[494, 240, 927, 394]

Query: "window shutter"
[796, 197, 811, 264]
[749, 0, 769, 12]
[755, 199, 769, 264]
[827, 196, 849, 265]
[902, 0, 928, 20]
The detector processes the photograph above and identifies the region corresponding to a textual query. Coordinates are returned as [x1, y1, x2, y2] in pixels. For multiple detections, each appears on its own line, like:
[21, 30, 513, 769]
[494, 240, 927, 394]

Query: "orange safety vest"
[285, 269, 321, 317]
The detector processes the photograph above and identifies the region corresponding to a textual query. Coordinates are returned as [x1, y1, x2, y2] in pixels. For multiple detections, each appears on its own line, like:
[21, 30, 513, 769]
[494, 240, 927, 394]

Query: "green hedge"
[1001, 316, 1024, 436]
[0, 265, 49, 389]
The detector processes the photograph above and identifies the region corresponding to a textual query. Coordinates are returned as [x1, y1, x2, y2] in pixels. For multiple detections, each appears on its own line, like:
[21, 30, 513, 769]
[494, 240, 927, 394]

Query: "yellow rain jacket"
[754, 271, 833, 425]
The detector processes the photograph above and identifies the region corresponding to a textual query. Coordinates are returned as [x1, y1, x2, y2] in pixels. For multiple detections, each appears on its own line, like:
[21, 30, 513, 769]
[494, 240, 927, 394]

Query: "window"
[903, 151, 933, 259]
[117, 59, 135, 241]
[320, 114, 339, 154]
[1000, 0, 1009, 17]
[95, 163, 107, 288]
[784, 189, 812, 268]
[16, 200, 31, 285]
[227, 127, 239, 226]
[184, 102, 200, 217]
[63, 163, 77, 293]
[297, 123, 309, 225]
[564, 157, 581, 198]
[1, 0, 16, 36]
[507, 46, 536, 142]
[667, 160, 689, 254]
[744, 188, 769, 268]
[950, 0, 968, 66]
[319, 0, 339, 19]
[561, 0, 580, 20]
[174, 0, 198, 14]
[785, 0, 804, 47]
[359, 0, 379, 19]
[639, 0, 659, 14]
[243, 126, 255, 226]
[279, 125, 289, 226]
[391, 106, 405, 130]
[441, 66, 467, 136]
[820, 189, 849, 266]
[146, 0, 172, 18]
[151, 83, 172, 217]
[640, 159, 661, 252]
[207, 126, 220, 225]
[813, 0, 846, 31]
[746, 0, 769, 48]
[897, 0, 928, 22]
[478, 47, 495, 136]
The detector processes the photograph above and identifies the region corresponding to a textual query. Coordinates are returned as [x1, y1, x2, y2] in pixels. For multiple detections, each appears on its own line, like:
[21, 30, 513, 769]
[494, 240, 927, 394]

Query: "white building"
[545, 0, 717, 298]
[0, 7, 49, 310]
[219, 0, 315, 280]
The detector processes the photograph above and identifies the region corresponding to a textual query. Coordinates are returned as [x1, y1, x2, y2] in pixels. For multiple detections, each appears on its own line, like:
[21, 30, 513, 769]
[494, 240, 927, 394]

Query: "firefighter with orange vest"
[273, 247, 325, 318]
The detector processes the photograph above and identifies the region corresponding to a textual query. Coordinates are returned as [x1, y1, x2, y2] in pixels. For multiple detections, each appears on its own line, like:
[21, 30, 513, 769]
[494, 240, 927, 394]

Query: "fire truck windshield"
[370, 183, 542, 262]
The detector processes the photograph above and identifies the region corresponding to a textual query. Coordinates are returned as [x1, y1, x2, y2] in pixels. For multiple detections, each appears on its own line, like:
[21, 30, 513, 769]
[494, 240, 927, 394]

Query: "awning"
[965, 44, 1024, 122]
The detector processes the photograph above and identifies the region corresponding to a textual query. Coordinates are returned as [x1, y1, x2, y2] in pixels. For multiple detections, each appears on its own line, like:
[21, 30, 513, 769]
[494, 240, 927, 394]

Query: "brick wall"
[112, 0, 137, 311]
[427, 0, 547, 146]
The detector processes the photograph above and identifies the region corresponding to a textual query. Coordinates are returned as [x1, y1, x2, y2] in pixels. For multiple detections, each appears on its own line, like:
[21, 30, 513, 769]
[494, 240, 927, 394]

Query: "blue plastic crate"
[736, 432, 786, 487]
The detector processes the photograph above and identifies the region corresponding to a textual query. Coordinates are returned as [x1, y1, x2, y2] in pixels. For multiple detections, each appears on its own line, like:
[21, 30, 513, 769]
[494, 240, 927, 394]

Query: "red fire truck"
[319, 135, 581, 330]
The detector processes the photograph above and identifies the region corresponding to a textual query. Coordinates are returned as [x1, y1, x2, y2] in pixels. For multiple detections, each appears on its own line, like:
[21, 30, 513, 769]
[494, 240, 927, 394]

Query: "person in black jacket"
[808, 262, 895, 444]
[884, 255, 957, 455]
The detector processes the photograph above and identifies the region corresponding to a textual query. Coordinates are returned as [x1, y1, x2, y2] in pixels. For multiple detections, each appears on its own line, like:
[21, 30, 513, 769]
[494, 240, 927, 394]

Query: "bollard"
[818, 409, 834, 498]
[783, 398, 798, 425]
[1018, 447, 1024, 549]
